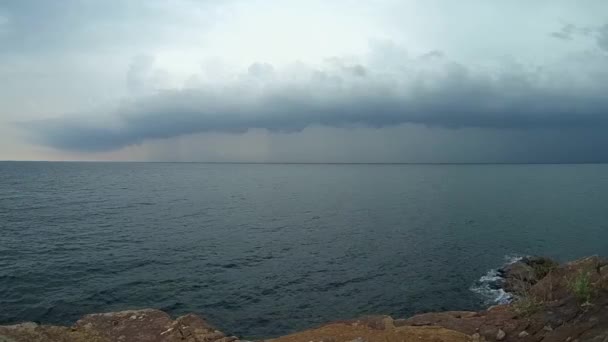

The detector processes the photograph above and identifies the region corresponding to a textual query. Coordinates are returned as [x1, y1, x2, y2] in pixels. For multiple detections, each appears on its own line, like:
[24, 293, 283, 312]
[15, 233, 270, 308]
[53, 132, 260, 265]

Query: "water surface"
[1, 162, 607, 338]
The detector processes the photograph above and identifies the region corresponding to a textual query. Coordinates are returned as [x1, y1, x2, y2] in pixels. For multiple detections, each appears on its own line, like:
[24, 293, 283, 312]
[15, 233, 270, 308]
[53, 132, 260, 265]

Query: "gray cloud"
[0, 11, 9, 35]
[247, 63, 276, 79]
[550, 22, 608, 52]
[127, 55, 156, 94]
[0, 0, 228, 55]
[419, 50, 445, 60]
[129, 125, 608, 164]
[598, 24, 608, 52]
[126, 55, 171, 95]
[549, 24, 590, 40]
[24, 55, 608, 153]
[4, 1, 608, 162]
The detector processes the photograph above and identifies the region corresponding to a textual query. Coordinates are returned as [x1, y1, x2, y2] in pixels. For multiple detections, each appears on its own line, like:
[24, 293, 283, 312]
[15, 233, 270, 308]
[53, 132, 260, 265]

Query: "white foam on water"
[470, 269, 513, 305]
[478, 269, 502, 283]
[503, 254, 524, 265]
[470, 255, 526, 305]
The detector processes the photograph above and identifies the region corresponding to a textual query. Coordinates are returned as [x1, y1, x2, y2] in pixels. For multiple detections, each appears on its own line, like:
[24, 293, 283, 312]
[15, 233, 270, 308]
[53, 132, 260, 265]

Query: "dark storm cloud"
[24, 60, 608, 152]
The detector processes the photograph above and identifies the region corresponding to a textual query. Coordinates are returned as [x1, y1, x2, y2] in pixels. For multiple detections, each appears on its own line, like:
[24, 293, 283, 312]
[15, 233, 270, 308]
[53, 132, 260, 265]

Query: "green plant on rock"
[510, 268, 546, 317]
[513, 295, 544, 317]
[531, 261, 558, 280]
[568, 270, 593, 305]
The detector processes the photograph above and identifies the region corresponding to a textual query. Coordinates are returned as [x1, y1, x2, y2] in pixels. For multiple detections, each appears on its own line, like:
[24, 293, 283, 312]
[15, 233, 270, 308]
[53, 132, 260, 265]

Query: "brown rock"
[0, 309, 238, 342]
[0, 322, 106, 342]
[501, 257, 559, 295]
[496, 328, 506, 341]
[267, 323, 470, 342]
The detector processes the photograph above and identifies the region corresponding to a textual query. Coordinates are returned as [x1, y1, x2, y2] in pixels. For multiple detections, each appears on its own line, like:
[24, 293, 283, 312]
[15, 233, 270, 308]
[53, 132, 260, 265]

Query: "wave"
[470, 255, 524, 305]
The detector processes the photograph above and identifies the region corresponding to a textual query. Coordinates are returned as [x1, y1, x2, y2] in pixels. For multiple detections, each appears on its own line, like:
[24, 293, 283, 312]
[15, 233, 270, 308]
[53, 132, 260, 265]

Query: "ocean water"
[1, 162, 608, 338]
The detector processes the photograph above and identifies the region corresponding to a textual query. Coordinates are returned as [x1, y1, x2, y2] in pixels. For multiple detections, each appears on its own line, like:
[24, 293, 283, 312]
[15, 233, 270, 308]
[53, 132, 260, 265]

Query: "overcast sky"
[1, 0, 607, 162]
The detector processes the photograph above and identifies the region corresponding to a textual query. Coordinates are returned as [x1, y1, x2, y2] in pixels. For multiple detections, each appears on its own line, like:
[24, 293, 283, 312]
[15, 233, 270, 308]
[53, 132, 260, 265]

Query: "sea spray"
[470, 255, 525, 304]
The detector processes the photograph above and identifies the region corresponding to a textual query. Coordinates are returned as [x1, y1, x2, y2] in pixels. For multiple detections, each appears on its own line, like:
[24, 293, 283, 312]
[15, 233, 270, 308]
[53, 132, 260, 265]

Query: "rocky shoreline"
[1, 256, 607, 342]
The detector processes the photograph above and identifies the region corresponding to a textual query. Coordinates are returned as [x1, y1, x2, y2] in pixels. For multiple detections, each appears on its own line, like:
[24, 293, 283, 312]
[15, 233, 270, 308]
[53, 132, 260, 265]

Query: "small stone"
[543, 325, 553, 332]
[347, 338, 366, 342]
[496, 328, 506, 341]
[160, 327, 173, 335]
[472, 333, 482, 342]
[518, 331, 529, 338]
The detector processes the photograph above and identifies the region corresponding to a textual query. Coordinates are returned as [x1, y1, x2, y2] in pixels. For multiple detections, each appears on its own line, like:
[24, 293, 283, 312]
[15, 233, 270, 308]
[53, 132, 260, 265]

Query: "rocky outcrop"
[1, 256, 607, 342]
[396, 256, 608, 341]
[0, 309, 239, 342]
[498, 256, 559, 295]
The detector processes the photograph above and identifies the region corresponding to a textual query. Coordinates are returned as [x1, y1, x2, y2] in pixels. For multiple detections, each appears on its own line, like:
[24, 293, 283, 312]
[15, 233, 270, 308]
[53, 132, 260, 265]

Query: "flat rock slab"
[0, 309, 238, 342]
[265, 316, 470, 342]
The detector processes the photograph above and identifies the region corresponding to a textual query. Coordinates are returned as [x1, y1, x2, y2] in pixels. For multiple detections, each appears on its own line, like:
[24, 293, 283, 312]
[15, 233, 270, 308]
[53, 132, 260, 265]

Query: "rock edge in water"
[1, 256, 608, 342]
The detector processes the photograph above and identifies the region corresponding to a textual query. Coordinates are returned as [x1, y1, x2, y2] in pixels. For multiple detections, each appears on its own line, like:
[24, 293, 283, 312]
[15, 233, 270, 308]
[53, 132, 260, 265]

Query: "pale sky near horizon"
[1, 1, 607, 162]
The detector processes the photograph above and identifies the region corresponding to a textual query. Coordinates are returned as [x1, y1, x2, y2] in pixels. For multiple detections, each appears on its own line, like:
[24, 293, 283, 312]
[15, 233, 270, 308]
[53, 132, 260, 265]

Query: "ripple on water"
[2, 162, 608, 339]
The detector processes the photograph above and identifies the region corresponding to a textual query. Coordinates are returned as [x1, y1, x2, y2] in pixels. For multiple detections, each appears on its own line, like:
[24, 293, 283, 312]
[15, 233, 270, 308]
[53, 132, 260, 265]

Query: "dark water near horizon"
[1, 162, 608, 338]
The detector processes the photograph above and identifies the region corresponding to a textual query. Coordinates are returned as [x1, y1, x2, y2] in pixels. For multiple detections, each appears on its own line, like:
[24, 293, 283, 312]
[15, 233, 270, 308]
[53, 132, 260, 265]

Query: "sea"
[1, 162, 607, 338]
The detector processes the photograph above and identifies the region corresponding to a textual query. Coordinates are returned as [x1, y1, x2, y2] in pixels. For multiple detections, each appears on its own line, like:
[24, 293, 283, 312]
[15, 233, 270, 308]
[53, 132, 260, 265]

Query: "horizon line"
[2, 160, 608, 165]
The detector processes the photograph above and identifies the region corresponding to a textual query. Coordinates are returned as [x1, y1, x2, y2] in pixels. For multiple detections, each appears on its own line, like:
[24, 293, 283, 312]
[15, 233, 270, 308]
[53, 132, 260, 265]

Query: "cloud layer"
[3, 1, 608, 162]
[25, 51, 608, 153]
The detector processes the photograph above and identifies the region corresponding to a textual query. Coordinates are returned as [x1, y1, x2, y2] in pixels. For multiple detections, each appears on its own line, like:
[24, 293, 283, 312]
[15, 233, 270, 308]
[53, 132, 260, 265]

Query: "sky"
[1, 0, 607, 163]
